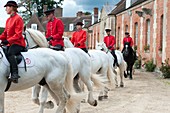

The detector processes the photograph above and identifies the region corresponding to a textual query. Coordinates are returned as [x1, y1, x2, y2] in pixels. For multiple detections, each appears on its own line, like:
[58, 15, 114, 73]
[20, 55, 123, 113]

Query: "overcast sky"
[0, 0, 119, 27]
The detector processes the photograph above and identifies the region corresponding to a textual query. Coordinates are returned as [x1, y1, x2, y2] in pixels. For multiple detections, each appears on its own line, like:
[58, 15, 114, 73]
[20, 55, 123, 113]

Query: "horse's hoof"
[115, 85, 118, 88]
[104, 87, 110, 91]
[32, 98, 40, 105]
[45, 101, 54, 109]
[81, 99, 86, 103]
[103, 95, 108, 99]
[129, 77, 133, 80]
[124, 75, 127, 78]
[98, 96, 103, 101]
[93, 100, 98, 106]
[120, 84, 124, 87]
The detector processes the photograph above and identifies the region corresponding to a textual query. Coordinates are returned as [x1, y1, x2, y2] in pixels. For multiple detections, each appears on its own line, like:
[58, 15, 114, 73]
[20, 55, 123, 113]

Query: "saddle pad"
[2, 52, 34, 68]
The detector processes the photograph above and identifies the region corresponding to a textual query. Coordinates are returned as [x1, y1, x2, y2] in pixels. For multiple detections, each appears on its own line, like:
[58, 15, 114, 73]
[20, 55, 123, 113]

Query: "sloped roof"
[27, 13, 45, 32]
[128, 0, 148, 9]
[58, 17, 77, 31]
[109, 0, 126, 15]
[109, 0, 149, 15]
[59, 15, 92, 31]
[103, 4, 116, 14]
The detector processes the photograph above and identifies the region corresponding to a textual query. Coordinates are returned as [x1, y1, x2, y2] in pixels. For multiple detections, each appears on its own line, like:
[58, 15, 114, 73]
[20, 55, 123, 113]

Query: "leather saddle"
[2, 46, 28, 65]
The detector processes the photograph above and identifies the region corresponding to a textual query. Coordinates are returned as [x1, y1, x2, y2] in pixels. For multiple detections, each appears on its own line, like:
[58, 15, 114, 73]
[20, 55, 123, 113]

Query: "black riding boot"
[111, 50, 119, 67]
[8, 55, 20, 83]
[113, 55, 119, 67]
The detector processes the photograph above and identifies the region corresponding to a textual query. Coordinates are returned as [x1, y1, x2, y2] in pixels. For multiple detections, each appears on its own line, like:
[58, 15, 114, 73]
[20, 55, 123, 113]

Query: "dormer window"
[31, 24, 37, 30]
[69, 23, 74, 31]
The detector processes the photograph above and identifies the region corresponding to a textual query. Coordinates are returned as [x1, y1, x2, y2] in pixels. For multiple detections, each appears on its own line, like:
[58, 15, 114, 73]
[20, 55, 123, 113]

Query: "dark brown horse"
[122, 42, 136, 79]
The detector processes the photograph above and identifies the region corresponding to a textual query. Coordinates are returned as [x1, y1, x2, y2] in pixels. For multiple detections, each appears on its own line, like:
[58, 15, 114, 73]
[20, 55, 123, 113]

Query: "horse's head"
[123, 42, 132, 56]
[96, 42, 108, 52]
[24, 30, 37, 49]
[63, 36, 74, 48]
[25, 29, 49, 49]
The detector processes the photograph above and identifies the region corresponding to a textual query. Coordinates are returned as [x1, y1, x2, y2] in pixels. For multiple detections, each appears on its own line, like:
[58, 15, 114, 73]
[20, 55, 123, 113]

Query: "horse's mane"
[63, 36, 74, 48]
[26, 29, 48, 47]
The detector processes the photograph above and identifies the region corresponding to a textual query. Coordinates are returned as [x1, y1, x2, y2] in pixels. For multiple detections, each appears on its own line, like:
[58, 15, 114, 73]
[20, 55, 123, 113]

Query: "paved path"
[5, 70, 170, 113]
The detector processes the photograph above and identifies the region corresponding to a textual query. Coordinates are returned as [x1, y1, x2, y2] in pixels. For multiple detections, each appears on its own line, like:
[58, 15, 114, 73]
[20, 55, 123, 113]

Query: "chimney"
[55, 6, 63, 17]
[77, 11, 83, 17]
[126, 0, 132, 9]
[93, 7, 99, 24]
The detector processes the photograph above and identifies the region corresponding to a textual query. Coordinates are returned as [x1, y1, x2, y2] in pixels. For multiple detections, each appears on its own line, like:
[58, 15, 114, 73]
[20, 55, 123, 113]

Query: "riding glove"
[1, 40, 9, 45]
[46, 37, 53, 41]
[108, 46, 112, 49]
[76, 43, 80, 47]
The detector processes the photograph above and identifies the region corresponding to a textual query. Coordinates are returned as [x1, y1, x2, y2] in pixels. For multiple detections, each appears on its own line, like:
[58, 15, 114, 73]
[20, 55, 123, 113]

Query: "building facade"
[112, 0, 170, 66]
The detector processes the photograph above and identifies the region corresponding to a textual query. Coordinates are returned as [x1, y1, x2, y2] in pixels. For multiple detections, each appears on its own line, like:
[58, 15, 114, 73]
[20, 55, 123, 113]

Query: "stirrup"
[8, 76, 19, 83]
[8, 74, 20, 83]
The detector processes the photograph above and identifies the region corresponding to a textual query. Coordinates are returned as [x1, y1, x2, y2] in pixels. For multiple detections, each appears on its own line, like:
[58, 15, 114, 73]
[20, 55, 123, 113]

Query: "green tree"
[84, 12, 91, 15]
[18, 0, 63, 24]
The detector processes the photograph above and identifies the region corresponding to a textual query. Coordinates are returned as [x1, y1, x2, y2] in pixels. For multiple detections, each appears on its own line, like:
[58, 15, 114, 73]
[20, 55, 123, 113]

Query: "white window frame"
[31, 24, 37, 30]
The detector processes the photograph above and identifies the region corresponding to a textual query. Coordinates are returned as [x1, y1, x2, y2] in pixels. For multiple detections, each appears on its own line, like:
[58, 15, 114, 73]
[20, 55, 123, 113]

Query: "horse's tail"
[91, 74, 106, 88]
[65, 62, 84, 113]
[107, 65, 116, 87]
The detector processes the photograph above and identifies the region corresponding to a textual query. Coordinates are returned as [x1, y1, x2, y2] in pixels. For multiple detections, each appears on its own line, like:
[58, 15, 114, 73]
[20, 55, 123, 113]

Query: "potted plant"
[134, 45, 137, 51]
[144, 45, 150, 52]
[144, 59, 156, 72]
[160, 58, 170, 78]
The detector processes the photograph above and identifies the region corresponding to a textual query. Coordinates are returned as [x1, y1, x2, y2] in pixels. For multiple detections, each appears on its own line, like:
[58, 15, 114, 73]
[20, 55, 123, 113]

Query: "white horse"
[63, 37, 116, 100]
[96, 42, 126, 87]
[25, 29, 100, 108]
[0, 46, 82, 113]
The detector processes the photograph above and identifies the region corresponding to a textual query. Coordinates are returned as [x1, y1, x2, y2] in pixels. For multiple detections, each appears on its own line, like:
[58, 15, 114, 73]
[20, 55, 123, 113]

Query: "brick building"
[109, 0, 170, 66]
[27, 6, 93, 39]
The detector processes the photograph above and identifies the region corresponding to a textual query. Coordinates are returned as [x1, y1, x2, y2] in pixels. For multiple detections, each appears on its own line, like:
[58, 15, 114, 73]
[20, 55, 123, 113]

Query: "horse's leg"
[44, 85, 59, 105]
[77, 79, 86, 103]
[97, 68, 109, 101]
[129, 65, 133, 80]
[73, 74, 82, 93]
[79, 73, 97, 106]
[37, 86, 48, 113]
[119, 63, 124, 87]
[0, 92, 4, 113]
[113, 70, 118, 87]
[32, 85, 41, 105]
[48, 82, 67, 113]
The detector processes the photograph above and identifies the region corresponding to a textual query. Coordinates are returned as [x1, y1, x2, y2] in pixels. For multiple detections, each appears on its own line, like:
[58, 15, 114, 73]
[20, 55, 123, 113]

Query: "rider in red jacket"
[71, 22, 88, 53]
[122, 32, 137, 60]
[123, 32, 133, 47]
[104, 28, 119, 67]
[44, 8, 64, 51]
[0, 1, 26, 83]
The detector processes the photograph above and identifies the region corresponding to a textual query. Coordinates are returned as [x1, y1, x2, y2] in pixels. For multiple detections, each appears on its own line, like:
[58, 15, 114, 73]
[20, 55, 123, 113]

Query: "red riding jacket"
[104, 35, 116, 50]
[71, 29, 87, 48]
[123, 36, 133, 47]
[0, 13, 26, 47]
[46, 17, 64, 46]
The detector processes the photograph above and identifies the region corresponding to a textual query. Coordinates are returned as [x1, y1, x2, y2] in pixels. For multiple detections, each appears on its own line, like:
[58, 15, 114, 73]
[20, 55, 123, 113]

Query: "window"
[69, 24, 74, 31]
[159, 15, 164, 51]
[31, 24, 37, 30]
[125, 25, 128, 32]
[134, 22, 138, 46]
[146, 19, 151, 46]
[117, 27, 120, 48]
